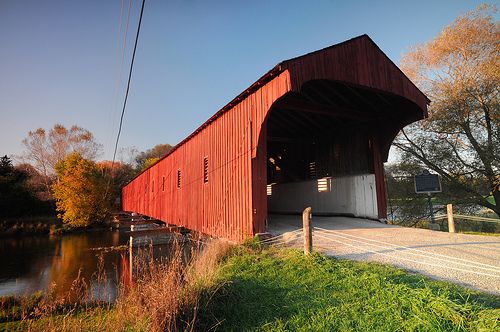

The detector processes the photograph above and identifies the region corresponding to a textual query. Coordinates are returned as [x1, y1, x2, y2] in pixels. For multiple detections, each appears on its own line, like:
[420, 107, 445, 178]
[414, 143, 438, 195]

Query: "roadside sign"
[414, 170, 441, 194]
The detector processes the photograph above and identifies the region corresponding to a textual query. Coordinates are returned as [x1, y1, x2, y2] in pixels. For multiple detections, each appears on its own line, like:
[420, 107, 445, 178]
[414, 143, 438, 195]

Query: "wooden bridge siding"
[122, 111, 250, 241]
[250, 71, 292, 234]
[122, 85, 254, 241]
[122, 71, 292, 242]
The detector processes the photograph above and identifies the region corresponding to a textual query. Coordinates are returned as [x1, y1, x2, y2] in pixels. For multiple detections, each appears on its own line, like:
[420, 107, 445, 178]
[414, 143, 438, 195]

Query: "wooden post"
[303, 207, 312, 255]
[447, 204, 456, 233]
[129, 236, 133, 283]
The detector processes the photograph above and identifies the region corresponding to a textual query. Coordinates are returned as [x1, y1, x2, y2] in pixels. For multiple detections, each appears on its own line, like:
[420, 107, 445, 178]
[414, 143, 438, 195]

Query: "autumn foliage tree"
[22, 124, 102, 196]
[52, 153, 110, 228]
[394, 5, 499, 216]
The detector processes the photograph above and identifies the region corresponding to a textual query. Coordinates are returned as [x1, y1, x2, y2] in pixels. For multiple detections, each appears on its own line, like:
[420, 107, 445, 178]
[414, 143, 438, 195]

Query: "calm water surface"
[0, 230, 179, 301]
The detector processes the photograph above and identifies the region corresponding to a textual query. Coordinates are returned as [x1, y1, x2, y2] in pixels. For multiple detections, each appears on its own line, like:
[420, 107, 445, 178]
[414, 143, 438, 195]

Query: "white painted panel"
[268, 174, 378, 219]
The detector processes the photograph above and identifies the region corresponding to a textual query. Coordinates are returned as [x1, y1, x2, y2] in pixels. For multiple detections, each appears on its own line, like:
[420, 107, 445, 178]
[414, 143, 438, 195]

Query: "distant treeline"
[0, 155, 53, 218]
[1, 124, 173, 232]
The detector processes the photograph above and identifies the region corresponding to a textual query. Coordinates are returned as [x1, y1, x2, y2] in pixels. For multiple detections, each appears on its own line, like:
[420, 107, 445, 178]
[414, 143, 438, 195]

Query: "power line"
[111, 0, 146, 167]
[105, 0, 146, 201]
[108, 0, 133, 157]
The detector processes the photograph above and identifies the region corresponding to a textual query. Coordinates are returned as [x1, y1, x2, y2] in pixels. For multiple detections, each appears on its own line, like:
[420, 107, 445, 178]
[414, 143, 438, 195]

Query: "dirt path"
[267, 215, 500, 294]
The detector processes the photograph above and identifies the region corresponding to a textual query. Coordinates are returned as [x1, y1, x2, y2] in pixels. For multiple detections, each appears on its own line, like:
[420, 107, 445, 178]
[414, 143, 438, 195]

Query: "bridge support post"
[129, 236, 133, 284]
[303, 207, 312, 255]
[447, 204, 456, 233]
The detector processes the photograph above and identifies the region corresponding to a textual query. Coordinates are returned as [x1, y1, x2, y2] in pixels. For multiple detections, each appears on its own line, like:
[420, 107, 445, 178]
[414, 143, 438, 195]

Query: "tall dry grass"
[114, 238, 232, 331]
[1, 236, 233, 332]
[1, 256, 114, 331]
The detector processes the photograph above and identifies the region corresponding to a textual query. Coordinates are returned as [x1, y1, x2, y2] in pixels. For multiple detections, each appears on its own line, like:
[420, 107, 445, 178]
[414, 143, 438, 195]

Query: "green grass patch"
[0, 307, 117, 332]
[198, 247, 499, 331]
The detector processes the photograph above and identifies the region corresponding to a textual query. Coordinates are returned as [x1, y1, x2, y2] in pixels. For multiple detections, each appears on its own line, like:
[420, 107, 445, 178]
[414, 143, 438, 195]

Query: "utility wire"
[112, 0, 146, 167]
[108, 0, 133, 156]
[105, 0, 146, 202]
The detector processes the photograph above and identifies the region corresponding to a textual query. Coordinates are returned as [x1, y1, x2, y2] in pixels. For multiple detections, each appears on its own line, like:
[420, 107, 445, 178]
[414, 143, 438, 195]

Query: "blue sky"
[0, 0, 488, 162]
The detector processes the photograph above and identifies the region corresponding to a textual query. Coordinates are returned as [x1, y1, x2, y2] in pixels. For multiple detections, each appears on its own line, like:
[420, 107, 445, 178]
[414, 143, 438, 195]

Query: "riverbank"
[1, 240, 499, 331]
[0, 216, 120, 237]
[0, 216, 60, 236]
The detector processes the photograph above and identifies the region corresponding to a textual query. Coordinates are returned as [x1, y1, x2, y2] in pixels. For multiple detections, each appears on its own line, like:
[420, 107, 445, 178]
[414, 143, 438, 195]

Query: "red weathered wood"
[122, 35, 427, 242]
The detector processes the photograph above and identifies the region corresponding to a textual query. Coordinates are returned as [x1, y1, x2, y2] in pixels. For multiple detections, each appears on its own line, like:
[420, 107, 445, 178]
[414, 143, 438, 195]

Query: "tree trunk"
[492, 189, 500, 218]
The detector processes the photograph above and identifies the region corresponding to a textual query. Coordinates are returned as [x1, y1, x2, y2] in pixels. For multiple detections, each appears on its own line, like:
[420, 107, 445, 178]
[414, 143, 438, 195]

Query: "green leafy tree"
[385, 163, 429, 225]
[395, 5, 499, 216]
[52, 153, 110, 228]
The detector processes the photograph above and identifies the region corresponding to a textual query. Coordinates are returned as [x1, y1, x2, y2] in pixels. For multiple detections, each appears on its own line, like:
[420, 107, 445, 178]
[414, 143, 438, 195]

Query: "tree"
[140, 157, 160, 171]
[385, 163, 429, 225]
[52, 153, 110, 228]
[15, 163, 52, 201]
[22, 124, 102, 195]
[134, 144, 173, 171]
[0, 155, 51, 217]
[96, 160, 135, 208]
[0, 155, 13, 174]
[395, 5, 499, 216]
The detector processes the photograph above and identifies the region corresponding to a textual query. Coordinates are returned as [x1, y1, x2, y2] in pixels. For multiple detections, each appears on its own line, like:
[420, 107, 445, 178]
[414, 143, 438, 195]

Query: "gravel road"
[267, 215, 500, 295]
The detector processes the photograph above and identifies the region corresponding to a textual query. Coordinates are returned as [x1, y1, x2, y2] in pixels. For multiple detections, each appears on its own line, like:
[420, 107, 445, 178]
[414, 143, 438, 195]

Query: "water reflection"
[0, 230, 181, 301]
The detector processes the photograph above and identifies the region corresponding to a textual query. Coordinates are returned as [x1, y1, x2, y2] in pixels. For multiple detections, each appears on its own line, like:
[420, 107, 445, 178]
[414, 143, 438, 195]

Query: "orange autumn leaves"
[52, 153, 110, 227]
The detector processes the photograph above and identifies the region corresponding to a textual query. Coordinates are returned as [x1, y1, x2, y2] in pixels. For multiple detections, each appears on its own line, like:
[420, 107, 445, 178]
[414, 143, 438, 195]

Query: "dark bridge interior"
[266, 79, 421, 185]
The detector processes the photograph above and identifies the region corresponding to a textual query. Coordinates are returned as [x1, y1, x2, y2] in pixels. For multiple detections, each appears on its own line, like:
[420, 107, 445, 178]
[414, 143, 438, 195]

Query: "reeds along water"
[1, 235, 233, 332]
[116, 236, 232, 331]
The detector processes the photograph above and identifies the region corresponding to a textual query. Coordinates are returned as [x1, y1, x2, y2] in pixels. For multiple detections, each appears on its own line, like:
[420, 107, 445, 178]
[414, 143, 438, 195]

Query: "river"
[0, 229, 182, 301]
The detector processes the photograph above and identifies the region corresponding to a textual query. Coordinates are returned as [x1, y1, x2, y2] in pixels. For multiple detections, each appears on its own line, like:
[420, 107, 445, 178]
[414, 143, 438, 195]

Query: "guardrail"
[431, 204, 500, 234]
[434, 214, 500, 223]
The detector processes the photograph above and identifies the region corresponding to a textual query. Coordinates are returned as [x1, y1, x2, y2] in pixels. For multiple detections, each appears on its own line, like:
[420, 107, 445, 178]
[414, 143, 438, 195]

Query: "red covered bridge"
[122, 35, 429, 242]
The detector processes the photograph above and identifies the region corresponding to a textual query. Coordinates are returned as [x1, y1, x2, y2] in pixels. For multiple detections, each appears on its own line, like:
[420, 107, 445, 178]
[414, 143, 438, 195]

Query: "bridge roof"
[131, 34, 429, 181]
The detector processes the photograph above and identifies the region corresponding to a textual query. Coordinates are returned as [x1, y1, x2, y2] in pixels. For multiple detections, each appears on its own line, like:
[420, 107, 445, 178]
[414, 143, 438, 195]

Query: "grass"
[196, 245, 500, 331]
[1, 240, 499, 331]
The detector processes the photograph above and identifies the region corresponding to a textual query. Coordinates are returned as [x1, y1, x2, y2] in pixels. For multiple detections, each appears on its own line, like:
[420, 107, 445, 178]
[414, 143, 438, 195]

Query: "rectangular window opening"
[203, 157, 209, 183]
[177, 170, 181, 189]
[267, 183, 275, 196]
[266, 184, 272, 196]
[152, 180, 154, 192]
[317, 177, 331, 192]
[162, 176, 165, 192]
[308, 161, 317, 179]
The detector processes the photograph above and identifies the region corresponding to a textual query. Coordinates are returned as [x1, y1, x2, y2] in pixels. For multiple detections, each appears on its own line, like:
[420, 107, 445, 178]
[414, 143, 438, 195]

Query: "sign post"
[414, 170, 442, 230]
[427, 193, 435, 224]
